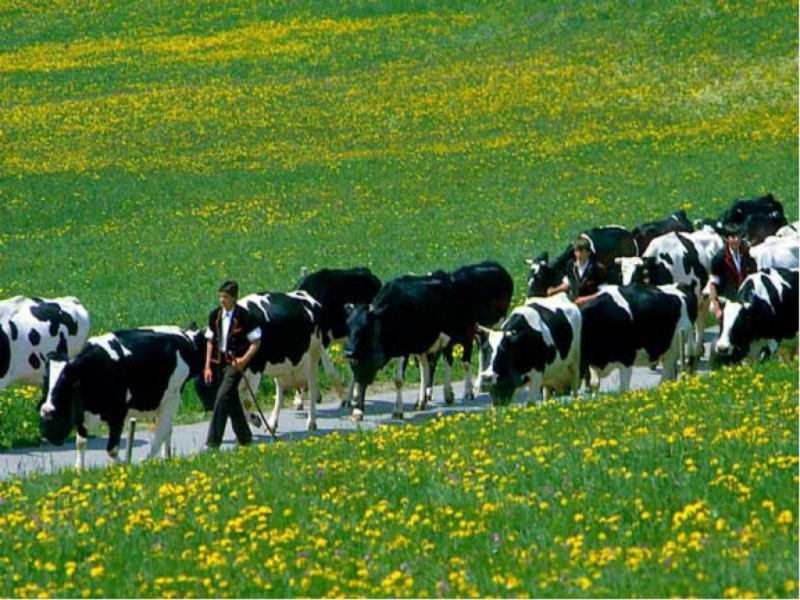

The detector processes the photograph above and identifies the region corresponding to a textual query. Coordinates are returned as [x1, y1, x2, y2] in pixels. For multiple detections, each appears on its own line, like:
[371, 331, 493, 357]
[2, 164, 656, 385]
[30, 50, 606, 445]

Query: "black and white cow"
[1, 296, 90, 391]
[580, 283, 697, 393]
[476, 293, 581, 406]
[631, 209, 694, 255]
[526, 226, 637, 297]
[38, 326, 205, 469]
[716, 268, 799, 363]
[237, 291, 324, 431]
[749, 235, 799, 270]
[344, 261, 513, 420]
[294, 267, 382, 405]
[615, 229, 723, 363]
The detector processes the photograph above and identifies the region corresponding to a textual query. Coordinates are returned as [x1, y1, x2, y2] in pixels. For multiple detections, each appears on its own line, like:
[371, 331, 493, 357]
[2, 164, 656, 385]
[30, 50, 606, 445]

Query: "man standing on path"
[204, 280, 262, 450]
[708, 223, 757, 322]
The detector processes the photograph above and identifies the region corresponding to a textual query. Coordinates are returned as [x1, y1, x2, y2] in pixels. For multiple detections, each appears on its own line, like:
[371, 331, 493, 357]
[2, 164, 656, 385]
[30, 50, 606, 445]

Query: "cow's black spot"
[0, 327, 10, 380]
[56, 333, 69, 355]
[29, 329, 41, 346]
[9, 321, 18, 341]
[30, 302, 78, 336]
[28, 353, 41, 371]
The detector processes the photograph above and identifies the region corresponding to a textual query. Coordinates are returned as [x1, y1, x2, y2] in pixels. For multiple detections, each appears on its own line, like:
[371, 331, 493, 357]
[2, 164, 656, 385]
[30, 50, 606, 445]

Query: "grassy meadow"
[0, 360, 796, 598]
[0, 1, 798, 596]
[0, 0, 797, 443]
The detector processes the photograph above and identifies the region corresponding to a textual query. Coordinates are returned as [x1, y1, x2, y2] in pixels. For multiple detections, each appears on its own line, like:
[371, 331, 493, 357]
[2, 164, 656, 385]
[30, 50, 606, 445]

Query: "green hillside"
[1, 0, 796, 331]
[0, 360, 796, 597]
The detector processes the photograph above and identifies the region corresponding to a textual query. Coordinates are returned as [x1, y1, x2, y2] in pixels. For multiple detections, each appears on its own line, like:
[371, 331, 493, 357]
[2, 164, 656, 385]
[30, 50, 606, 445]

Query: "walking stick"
[241, 372, 279, 441]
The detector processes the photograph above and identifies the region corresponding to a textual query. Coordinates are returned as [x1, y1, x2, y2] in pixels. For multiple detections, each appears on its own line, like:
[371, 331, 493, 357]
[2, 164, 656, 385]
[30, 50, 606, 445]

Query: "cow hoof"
[248, 413, 262, 428]
[307, 421, 318, 431]
[352, 409, 364, 422]
[267, 418, 279, 433]
[391, 411, 404, 420]
[444, 389, 456, 405]
[339, 398, 352, 409]
[293, 400, 304, 411]
[462, 390, 475, 402]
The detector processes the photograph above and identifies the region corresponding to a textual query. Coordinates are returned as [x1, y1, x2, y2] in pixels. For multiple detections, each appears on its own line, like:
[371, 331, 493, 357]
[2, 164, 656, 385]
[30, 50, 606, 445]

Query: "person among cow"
[204, 280, 262, 450]
[546, 237, 607, 306]
[708, 223, 757, 321]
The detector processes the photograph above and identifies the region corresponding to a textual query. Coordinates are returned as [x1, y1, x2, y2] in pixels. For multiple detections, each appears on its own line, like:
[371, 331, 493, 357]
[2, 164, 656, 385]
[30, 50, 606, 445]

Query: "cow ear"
[344, 303, 355, 316]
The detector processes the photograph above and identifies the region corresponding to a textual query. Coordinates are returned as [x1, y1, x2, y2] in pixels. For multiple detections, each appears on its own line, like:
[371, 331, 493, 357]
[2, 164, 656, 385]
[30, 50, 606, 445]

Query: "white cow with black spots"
[0, 296, 90, 391]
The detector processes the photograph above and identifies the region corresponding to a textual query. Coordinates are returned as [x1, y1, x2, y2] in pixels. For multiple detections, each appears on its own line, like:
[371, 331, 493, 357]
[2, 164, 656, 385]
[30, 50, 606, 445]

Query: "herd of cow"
[0, 193, 797, 469]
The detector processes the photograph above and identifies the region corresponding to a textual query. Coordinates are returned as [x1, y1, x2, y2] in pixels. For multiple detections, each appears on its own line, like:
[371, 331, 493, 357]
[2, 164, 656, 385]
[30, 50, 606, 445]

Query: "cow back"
[240, 292, 321, 373]
[294, 268, 382, 345]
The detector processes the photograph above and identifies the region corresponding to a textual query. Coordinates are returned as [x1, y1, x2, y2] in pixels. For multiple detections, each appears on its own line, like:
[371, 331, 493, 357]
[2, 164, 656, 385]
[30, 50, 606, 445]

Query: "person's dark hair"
[218, 280, 239, 298]
[572, 237, 592, 253]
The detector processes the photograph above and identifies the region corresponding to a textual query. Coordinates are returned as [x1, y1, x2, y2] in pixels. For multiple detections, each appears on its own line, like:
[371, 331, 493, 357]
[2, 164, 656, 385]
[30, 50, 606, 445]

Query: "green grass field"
[0, 361, 796, 598]
[0, 1, 798, 595]
[0, 0, 797, 445]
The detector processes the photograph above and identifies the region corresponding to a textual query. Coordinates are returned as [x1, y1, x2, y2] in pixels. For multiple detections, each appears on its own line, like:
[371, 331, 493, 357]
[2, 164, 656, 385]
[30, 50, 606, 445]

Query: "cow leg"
[415, 354, 431, 411]
[460, 337, 475, 402]
[442, 346, 455, 405]
[75, 435, 88, 470]
[106, 420, 125, 465]
[341, 377, 356, 409]
[618, 366, 633, 393]
[293, 389, 305, 411]
[693, 294, 710, 369]
[526, 371, 543, 407]
[149, 389, 181, 459]
[353, 381, 367, 422]
[394, 357, 407, 416]
[306, 349, 321, 431]
[268, 381, 283, 433]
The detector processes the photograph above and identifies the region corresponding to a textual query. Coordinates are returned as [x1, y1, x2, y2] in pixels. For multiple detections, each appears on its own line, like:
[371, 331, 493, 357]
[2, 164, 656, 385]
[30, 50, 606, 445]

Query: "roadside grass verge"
[0, 359, 796, 598]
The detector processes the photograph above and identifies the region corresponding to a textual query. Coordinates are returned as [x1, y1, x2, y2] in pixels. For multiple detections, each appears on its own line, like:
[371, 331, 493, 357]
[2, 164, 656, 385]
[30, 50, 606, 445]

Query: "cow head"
[716, 301, 754, 361]
[477, 318, 538, 406]
[38, 354, 80, 445]
[525, 252, 556, 298]
[344, 304, 386, 385]
[615, 257, 643, 285]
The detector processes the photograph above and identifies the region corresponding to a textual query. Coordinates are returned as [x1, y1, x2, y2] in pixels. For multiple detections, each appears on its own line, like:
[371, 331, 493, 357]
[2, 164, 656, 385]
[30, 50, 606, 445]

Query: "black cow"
[696, 193, 786, 233]
[741, 213, 789, 246]
[631, 209, 694, 254]
[440, 261, 514, 402]
[718, 193, 784, 226]
[345, 261, 513, 420]
[39, 326, 205, 469]
[580, 284, 697, 393]
[526, 226, 637, 297]
[345, 273, 452, 421]
[716, 268, 798, 363]
[294, 267, 382, 405]
[1, 296, 90, 391]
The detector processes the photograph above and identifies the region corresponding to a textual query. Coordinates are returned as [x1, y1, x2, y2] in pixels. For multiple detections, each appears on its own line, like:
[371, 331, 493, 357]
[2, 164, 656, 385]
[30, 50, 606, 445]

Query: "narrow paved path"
[0, 361, 681, 480]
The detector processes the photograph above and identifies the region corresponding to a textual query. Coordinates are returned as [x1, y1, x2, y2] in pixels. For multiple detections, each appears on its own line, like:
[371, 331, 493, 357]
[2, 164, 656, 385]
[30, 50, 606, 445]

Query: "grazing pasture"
[0, 360, 796, 598]
[0, 1, 797, 596]
[0, 0, 796, 442]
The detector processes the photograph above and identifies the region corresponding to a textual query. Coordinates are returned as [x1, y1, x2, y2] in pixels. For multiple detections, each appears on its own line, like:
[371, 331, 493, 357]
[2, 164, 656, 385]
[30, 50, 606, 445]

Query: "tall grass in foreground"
[0, 360, 796, 598]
